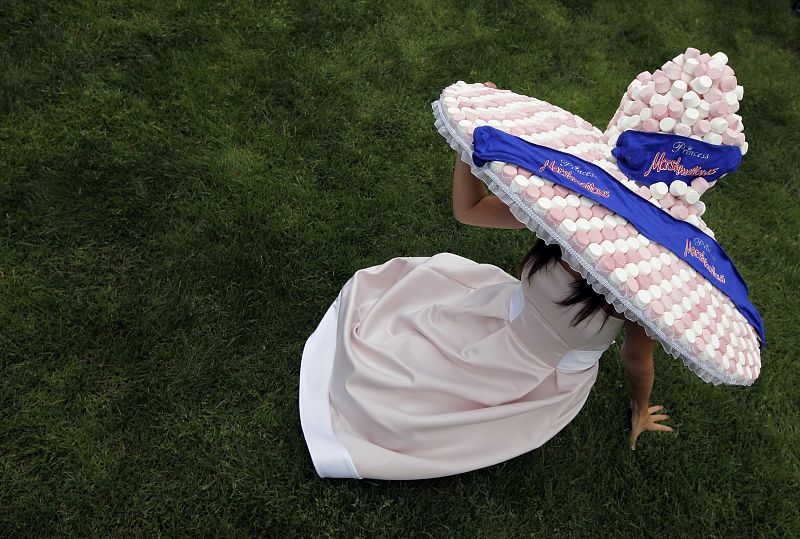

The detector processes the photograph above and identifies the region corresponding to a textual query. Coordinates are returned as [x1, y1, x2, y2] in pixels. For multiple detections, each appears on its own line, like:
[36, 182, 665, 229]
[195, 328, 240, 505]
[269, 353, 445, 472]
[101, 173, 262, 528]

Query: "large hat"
[432, 47, 763, 386]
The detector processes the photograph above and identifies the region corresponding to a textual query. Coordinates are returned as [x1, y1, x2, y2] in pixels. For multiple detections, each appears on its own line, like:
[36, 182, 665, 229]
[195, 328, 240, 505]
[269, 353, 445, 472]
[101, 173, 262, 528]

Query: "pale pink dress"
[299, 252, 625, 480]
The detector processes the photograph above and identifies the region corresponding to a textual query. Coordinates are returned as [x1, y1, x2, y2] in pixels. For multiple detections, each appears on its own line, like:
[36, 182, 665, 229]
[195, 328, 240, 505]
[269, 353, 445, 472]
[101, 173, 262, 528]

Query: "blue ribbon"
[612, 130, 742, 187]
[472, 126, 764, 348]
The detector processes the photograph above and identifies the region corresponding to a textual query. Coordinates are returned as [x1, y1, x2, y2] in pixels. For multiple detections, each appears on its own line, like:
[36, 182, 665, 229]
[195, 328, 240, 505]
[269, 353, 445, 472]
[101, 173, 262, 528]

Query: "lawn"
[1, 0, 799, 536]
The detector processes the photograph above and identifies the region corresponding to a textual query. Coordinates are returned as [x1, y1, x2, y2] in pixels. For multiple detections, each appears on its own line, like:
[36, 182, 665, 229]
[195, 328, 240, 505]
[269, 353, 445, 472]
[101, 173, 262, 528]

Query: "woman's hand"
[630, 402, 673, 450]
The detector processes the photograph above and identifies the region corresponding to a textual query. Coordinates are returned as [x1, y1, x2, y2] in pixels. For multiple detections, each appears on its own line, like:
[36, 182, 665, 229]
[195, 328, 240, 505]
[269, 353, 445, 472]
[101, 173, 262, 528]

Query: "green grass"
[1, 0, 799, 536]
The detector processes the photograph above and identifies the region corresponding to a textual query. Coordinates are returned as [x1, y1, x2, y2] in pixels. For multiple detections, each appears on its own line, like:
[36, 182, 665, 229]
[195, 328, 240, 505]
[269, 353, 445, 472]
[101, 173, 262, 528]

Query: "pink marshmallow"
[613, 252, 627, 266]
[654, 77, 671, 93]
[682, 313, 693, 328]
[578, 206, 593, 220]
[707, 64, 723, 80]
[674, 123, 692, 137]
[652, 104, 668, 119]
[722, 129, 739, 145]
[564, 206, 579, 220]
[588, 230, 603, 244]
[575, 231, 591, 248]
[704, 87, 723, 102]
[599, 256, 616, 273]
[660, 193, 676, 209]
[648, 300, 665, 317]
[699, 52, 712, 63]
[710, 101, 728, 116]
[638, 85, 656, 103]
[602, 228, 616, 242]
[523, 186, 540, 202]
[664, 62, 682, 78]
[720, 76, 737, 92]
[625, 277, 639, 295]
[637, 274, 653, 289]
[725, 114, 740, 130]
[540, 185, 555, 198]
[547, 208, 565, 225]
[693, 62, 708, 77]
[684, 47, 701, 58]
[553, 185, 570, 197]
[502, 165, 518, 181]
[650, 270, 663, 285]
[693, 119, 711, 135]
[637, 185, 652, 199]
[636, 71, 653, 83]
[670, 203, 690, 219]
[626, 249, 642, 264]
[668, 101, 684, 119]
[642, 118, 660, 132]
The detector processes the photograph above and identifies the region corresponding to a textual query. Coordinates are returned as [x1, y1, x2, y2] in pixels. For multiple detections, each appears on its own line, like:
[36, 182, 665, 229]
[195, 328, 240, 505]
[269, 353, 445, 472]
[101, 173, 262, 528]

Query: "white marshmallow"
[601, 240, 616, 256]
[690, 76, 713, 94]
[724, 92, 738, 107]
[566, 194, 581, 208]
[585, 243, 604, 261]
[683, 58, 699, 74]
[741, 141, 749, 155]
[682, 91, 701, 108]
[624, 263, 640, 277]
[534, 198, 552, 214]
[640, 107, 653, 121]
[735, 85, 744, 101]
[681, 108, 700, 126]
[648, 285, 662, 300]
[614, 239, 630, 254]
[698, 100, 711, 118]
[659, 117, 677, 131]
[634, 290, 652, 308]
[711, 51, 729, 65]
[511, 175, 529, 193]
[703, 132, 723, 145]
[684, 187, 701, 204]
[685, 328, 697, 344]
[558, 220, 577, 236]
[650, 182, 669, 198]
[710, 117, 729, 134]
[670, 80, 688, 98]
[610, 268, 627, 285]
[575, 218, 591, 233]
[669, 180, 688, 196]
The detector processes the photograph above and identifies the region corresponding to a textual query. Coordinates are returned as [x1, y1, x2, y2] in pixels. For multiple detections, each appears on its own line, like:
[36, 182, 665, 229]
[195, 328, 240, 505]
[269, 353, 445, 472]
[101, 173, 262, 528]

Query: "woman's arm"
[621, 320, 673, 449]
[452, 154, 528, 229]
[451, 80, 527, 231]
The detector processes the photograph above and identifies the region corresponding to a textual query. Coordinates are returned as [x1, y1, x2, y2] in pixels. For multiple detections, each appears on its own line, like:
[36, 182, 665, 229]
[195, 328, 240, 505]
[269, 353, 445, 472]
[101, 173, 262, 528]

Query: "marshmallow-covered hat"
[432, 47, 762, 386]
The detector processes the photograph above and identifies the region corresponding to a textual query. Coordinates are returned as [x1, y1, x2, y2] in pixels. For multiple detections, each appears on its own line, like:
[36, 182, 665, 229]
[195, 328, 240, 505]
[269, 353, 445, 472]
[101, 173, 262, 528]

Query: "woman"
[299, 109, 673, 481]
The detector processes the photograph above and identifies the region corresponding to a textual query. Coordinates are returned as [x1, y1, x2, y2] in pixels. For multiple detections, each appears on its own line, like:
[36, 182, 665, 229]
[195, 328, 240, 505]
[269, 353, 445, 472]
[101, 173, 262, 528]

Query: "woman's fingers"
[651, 414, 669, 422]
[484, 81, 497, 88]
[648, 405, 664, 413]
[650, 423, 674, 432]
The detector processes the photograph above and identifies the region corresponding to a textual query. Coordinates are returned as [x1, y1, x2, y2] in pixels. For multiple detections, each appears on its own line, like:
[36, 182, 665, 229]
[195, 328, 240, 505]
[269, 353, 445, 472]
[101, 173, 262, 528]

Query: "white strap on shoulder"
[556, 349, 604, 371]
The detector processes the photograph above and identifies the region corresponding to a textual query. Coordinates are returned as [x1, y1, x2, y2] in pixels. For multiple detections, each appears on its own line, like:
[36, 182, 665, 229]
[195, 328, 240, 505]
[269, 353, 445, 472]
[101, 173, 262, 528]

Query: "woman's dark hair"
[518, 238, 616, 328]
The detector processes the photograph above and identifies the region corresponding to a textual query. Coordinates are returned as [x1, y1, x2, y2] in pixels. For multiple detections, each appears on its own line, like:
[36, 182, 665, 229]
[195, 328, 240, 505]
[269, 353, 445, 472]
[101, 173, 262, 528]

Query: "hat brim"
[433, 95, 760, 386]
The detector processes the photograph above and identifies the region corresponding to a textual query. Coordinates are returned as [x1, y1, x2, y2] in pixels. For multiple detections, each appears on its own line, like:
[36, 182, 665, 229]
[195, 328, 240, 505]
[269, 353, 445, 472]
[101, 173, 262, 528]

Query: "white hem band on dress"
[299, 291, 361, 479]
